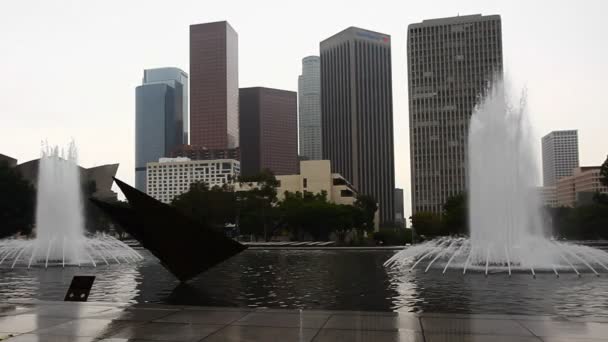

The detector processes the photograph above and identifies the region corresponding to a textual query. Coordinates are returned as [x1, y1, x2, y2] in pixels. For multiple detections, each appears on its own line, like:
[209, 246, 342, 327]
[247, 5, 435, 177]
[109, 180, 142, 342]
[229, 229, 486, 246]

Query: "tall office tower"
[239, 87, 298, 176]
[408, 14, 503, 214]
[542, 130, 579, 186]
[135, 67, 188, 191]
[394, 188, 405, 228]
[190, 21, 239, 149]
[320, 27, 395, 224]
[298, 56, 322, 160]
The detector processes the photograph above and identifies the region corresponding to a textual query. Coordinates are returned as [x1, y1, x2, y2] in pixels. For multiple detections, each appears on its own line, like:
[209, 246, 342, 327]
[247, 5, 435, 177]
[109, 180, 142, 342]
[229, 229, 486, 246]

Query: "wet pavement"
[0, 301, 607, 341]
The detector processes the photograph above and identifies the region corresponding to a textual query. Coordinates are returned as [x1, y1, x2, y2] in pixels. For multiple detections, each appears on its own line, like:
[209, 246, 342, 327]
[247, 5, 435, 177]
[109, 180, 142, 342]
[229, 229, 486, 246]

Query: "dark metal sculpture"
[91, 178, 247, 282]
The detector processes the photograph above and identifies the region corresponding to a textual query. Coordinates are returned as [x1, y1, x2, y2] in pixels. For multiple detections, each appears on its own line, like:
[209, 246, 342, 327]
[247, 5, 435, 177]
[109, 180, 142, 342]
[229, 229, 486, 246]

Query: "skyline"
[1, 0, 607, 219]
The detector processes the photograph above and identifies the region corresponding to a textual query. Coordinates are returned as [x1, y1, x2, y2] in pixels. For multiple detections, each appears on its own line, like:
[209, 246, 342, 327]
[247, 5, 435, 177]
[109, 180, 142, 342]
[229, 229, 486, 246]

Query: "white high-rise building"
[407, 14, 503, 214]
[542, 130, 579, 186]
[298, 56, 322, 160]
[146, 158, 240, 203]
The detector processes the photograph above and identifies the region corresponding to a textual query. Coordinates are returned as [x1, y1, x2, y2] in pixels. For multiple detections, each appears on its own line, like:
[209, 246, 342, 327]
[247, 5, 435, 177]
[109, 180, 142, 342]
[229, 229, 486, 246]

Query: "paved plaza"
[0, 300, 607, 341]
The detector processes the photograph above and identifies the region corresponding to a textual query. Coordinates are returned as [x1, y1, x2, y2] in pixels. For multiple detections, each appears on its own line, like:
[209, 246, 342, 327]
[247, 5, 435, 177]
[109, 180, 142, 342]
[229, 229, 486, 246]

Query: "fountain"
[0, 142, 142, 268]
[386, 79, 608, 276]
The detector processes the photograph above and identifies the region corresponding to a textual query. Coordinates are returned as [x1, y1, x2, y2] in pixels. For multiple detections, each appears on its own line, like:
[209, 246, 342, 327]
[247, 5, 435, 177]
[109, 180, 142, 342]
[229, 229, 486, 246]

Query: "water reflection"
[1, 249, 608, 317]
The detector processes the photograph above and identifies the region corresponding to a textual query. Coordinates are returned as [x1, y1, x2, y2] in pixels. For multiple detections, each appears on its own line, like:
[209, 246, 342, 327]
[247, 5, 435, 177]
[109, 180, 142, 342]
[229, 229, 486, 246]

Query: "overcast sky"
[1, 0, 607, 218]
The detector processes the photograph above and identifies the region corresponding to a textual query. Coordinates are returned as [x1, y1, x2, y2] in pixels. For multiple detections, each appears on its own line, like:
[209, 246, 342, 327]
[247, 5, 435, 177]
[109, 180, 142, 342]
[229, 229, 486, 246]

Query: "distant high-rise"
[320, 27, 395, 224]
[190, 21, 239, 149]
[394, 188, 405, 228]
[298, 56, 322, 160]
[239, 87, 298, 176]
[135, 67, 188, 191]
[542, 130, 579, 186]
[407, 14, 503, 214]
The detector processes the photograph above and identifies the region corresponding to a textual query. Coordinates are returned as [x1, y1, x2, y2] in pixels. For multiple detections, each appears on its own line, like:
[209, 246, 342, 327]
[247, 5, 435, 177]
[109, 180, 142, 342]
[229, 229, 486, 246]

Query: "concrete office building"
[407, 14, 503, 214]
[146, 158, 240, 204]
[298, 56, 322, 160]
[320, 27, 395, 224]
[190, 21, 239, 149]
[170, 145, 240, 161]
[395, 188, 405, 228]
[542, 130, 579, 186]
[239, 87, 298, 176]
[275, 160, 358, 204]
[135, 68, 188, 191]
[556, 166, 608, 207]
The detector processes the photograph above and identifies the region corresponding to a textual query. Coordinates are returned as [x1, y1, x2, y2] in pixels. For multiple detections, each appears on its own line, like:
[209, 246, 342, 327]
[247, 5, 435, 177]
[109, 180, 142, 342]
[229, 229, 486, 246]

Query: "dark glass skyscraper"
[190, 21, 239, 149]
[239, 87, 298, 177]
[320, 27, 395, 224]
[407, 14, 503, 214]
[135, 68, 188, 191]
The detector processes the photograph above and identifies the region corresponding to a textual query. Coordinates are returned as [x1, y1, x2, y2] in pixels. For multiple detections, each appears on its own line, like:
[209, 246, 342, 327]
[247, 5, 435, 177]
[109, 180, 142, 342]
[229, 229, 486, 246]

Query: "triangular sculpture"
[91, 177, 247, 282]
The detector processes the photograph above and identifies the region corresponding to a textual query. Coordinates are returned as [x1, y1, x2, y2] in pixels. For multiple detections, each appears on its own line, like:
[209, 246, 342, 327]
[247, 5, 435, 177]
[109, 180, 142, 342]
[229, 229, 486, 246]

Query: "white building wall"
[146, 158, 240, 203]
[542, 130, 579, 186]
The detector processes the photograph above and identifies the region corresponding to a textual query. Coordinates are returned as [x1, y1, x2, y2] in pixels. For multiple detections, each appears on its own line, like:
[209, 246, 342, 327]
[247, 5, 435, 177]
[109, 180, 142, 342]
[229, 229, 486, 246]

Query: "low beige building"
[276, 160, 357, 205]
[276, 160, 379, 231]
[556, 166, 608, 207]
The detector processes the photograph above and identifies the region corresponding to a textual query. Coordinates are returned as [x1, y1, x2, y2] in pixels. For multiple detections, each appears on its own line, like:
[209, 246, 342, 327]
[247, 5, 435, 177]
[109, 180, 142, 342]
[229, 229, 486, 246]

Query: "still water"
[1, 249, 607, 317]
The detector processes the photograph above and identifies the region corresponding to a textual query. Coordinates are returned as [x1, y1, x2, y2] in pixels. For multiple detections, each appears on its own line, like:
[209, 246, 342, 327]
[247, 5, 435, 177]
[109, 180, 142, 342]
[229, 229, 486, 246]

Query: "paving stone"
[233, 312, 330, 328]
[421, 317, 533, 336]
[155, 310, 249, 325]
[202, 325, 319, 342]
[0, 314, 73, 334]
[323, 314, 421, 331]
[313, 329, 424, 342]
[33, 319, 134, 338]
[518, 320, 608, 339]
[108, 322, 223, 341]
[425, 333, 543, 342]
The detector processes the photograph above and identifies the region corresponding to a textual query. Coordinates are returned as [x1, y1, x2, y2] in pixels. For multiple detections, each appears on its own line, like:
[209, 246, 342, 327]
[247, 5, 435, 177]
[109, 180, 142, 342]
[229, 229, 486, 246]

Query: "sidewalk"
[0, 300, 606, 341]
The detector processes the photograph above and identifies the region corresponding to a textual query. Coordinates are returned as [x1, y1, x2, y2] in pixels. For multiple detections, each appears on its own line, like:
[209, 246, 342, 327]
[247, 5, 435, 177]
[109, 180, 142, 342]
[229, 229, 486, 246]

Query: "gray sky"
[1, 0, 607, 218]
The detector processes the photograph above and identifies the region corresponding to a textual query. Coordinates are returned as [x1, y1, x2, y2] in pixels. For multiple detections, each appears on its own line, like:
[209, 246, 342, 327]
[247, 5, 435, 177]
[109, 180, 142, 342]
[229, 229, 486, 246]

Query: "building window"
[303, 178, 307, 188]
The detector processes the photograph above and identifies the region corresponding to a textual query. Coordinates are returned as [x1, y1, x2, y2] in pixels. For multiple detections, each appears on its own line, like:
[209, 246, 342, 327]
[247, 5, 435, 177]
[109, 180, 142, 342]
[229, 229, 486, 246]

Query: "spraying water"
[386, 79, 608, 276]
[0, 142, 142, 268]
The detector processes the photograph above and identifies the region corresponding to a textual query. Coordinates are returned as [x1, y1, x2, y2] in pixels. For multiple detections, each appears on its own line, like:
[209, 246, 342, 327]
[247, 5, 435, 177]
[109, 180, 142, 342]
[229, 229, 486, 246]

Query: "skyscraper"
[239, 87, 298, 176]
[320, 27, 395, 224]
[407, 14, 503, 214]
[542, 130, 579, 186]
[298, 56, 322, 160]
[135, 68, 188, 191]
[190, 21, 239, 149]
[394, 188, 405, 228]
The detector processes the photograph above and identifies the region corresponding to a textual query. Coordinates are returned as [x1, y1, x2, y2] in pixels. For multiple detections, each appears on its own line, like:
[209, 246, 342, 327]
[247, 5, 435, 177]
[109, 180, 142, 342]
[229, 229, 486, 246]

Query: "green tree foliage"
[410, 211, 444, 238]
[0, 161, 35, 238]
[237, 170, 280, 241]
[354, 194, 378, 233]
[549, 200, 608, 240]
[278, 191, 362, 241]
[172, 181, 236, 230]
[600, 155, 608, 188]
[442, 193, 467, 235]
[373, 228, 412, 246]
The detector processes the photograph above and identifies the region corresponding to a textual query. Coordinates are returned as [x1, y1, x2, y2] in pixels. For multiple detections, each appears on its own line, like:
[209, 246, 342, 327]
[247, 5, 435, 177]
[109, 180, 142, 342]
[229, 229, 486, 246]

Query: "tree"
[600, 155, 608, 188]
[172, 181, 236, 230]
[410, 211, 443, 239]
[0, 161, 35, 238]
[354, 195, 378, 233]
[237, 170, 280, 241]
[442, 193, 467, 235]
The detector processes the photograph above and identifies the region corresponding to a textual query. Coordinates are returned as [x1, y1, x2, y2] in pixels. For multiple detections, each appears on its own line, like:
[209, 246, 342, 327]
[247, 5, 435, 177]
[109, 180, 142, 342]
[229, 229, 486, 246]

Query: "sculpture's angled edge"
[90, 177, 247, 282]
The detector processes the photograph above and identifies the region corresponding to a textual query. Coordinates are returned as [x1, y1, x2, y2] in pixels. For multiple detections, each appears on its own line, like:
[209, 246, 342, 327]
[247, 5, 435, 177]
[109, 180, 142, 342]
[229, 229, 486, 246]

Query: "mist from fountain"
[386, 79, 608, 276]
[0, 142, 142, 268]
